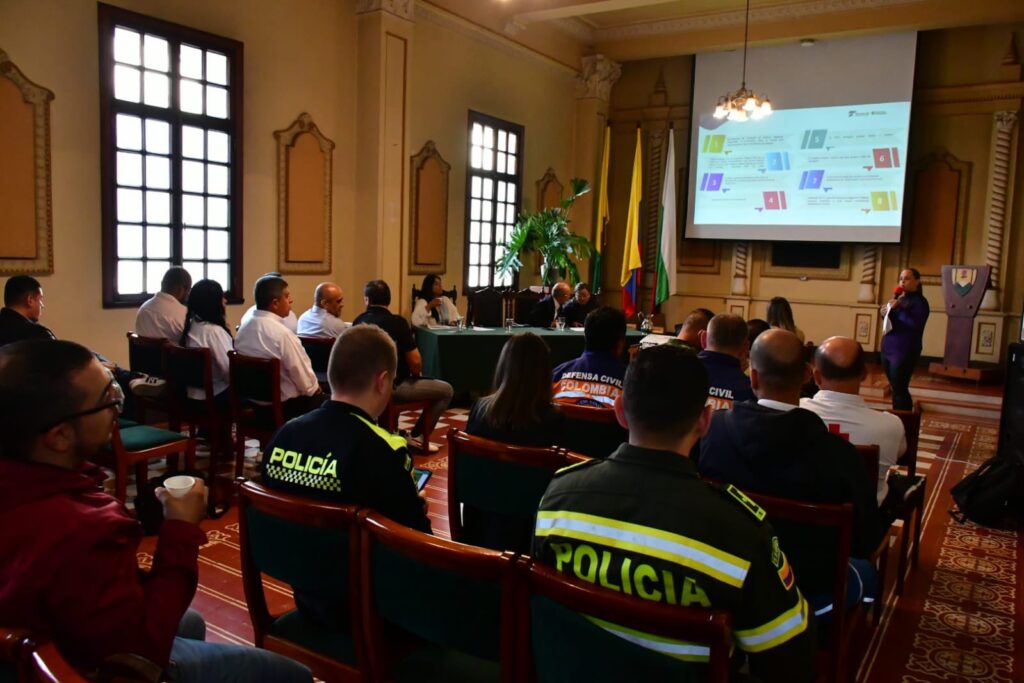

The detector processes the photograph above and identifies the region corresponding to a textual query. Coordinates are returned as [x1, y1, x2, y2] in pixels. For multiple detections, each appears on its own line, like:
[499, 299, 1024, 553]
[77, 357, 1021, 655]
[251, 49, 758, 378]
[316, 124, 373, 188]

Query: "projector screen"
[686, 33, 917, 243]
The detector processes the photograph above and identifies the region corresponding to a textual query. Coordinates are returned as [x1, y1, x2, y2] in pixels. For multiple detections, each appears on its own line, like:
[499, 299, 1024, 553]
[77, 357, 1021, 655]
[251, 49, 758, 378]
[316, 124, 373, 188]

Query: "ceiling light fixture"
[713, 0, 772, 122]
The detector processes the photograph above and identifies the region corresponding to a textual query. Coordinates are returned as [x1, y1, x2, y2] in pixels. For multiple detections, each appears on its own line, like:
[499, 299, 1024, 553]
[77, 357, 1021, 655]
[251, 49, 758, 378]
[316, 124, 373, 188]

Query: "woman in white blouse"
[411, 274, 459, 327]
[179, 279, 234, 405]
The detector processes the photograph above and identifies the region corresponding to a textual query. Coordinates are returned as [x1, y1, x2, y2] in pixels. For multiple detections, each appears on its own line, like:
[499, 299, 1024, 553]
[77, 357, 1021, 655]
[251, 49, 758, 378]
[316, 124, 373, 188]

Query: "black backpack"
[949, 453, 1024, 529]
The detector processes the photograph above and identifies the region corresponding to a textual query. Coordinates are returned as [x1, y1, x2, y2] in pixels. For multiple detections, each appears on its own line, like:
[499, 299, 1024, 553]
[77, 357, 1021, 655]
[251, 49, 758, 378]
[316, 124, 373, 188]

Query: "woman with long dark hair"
[180, 279, 233, 402]
[767, 296, 805, 343]
[411, 274, 459, 327]
[880, 268, 929, 410]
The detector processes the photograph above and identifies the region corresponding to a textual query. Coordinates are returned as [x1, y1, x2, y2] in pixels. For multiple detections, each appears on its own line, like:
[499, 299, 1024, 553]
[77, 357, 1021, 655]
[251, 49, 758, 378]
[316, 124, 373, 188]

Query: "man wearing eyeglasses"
[0, 340, 311, 681]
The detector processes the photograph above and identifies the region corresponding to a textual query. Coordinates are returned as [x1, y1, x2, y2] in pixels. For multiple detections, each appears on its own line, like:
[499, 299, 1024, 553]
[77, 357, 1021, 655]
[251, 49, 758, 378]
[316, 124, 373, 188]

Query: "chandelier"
[713, 0, 772, 122]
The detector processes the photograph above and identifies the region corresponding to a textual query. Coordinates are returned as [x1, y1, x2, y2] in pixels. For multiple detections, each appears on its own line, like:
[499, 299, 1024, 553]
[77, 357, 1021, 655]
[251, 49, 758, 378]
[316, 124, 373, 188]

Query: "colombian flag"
[620, 128, 643, 318]
[777, 552, 795, 591]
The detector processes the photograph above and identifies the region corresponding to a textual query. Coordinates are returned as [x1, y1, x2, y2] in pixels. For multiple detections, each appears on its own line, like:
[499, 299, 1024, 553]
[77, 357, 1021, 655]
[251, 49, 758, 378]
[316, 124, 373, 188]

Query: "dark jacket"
[551, 350, 626, 408]
[698, 401, 883, 596]
[881, 292, 929, 365]
[698, 350, 755, 409]
[559, 298, 597, 327]
[353, 306, 417, 384]
[0, 308, 56, 347]
[527, 295, 559, 328]
[0, 459, 205, 669]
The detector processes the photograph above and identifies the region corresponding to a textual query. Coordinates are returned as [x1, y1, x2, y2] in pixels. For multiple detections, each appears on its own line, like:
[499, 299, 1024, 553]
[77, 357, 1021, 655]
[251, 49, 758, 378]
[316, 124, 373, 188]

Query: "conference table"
[416, 326, 644, 395]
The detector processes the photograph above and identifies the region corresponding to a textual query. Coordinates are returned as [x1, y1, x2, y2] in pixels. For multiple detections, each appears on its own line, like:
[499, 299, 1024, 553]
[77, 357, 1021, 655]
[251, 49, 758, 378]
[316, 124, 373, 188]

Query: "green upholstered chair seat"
[268, 610, 356, 664]
[389, 644, 500, 683]
[115, 425, 187, 451]
[117, 418, 139, 429]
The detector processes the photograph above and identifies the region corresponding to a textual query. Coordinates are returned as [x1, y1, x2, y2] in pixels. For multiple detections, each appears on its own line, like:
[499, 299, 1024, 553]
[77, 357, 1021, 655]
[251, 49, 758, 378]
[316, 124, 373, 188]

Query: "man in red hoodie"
[0, 339, 310, 681]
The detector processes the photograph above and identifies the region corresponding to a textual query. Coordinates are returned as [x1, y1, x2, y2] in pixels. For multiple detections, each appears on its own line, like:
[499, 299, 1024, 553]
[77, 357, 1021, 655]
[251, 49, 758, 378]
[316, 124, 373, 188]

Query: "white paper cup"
[164, 475, 196, 498]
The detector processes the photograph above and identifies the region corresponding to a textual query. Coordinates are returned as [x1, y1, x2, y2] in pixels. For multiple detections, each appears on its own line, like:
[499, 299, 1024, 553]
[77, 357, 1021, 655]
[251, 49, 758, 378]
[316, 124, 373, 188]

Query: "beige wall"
[0, 0, 358, 365]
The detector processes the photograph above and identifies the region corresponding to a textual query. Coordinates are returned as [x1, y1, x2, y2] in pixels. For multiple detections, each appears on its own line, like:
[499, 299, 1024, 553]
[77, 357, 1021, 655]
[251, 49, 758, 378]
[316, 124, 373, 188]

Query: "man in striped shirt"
[533, 345, 815, 680]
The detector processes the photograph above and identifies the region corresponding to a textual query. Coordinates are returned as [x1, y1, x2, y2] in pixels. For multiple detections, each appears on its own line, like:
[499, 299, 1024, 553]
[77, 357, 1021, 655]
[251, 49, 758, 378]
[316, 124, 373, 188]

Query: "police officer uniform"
[533, 443, 816, 679]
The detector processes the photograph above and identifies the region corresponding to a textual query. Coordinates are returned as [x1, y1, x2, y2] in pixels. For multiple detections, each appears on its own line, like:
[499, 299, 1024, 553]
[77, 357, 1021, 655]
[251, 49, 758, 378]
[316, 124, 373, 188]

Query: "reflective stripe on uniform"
[586, 615, 719, 662]
[535, 510, 750, 588]
[553, 391, 617, 407]
[353, 414, 408, 452]
[734, 592, 810, 652]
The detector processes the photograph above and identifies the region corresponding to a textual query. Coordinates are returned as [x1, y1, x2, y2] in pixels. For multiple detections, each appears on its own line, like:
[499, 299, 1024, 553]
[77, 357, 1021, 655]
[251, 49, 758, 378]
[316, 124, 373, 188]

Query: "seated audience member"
[0, 340, 310, 681]
[552, 306, 626, 407]
[699, 329, 882, 615]
[180, 279, 233, 407]
[699, 313, 755, 410]
[747, 318, 770, 347]
[235, 275, 324, 420]
[296, 281, 349, 337]
[528, 281, 572, 328]
[411, 274, 459, 327]
[674, 308, 711, 352]
[240, 272, 298, 334]
[134, 266, 192, 341]
[262, 325, 430, 627]
[801, 337, 906, 503]
[353, 280, 453, 453]
[534, 345, 815, 680]
[767, 297, 805, 343]
[0, 275, 54, 346]
[559, 282, 597, 327]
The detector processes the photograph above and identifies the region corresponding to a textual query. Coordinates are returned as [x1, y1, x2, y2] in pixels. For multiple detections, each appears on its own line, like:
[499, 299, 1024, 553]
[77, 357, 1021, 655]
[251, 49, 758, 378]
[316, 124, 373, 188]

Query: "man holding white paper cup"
[0, 340, 311, 681]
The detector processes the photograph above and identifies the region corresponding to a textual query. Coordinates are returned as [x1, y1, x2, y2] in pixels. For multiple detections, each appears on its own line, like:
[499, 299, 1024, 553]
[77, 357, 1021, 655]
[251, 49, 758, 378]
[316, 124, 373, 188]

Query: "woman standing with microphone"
[881, 268, 930, 410]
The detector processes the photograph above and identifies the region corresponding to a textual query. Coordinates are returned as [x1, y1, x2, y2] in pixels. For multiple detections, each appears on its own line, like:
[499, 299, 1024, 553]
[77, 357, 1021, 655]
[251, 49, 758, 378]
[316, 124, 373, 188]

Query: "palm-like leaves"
[494, 178, 595, 286]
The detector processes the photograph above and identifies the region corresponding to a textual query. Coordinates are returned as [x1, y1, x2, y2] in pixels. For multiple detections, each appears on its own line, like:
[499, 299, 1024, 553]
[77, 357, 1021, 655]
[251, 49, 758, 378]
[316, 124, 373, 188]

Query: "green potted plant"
[494, 178, 596, 288]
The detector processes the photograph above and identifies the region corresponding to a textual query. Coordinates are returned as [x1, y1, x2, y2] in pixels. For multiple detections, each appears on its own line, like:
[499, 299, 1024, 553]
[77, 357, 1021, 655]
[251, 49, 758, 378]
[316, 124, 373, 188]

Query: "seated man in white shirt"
[800, 336, 906, 503]
[235, 275, 324, 420]
[134, 266, 191, 341]
[240, 272, 298, 334]
[297, 282, 350, 338]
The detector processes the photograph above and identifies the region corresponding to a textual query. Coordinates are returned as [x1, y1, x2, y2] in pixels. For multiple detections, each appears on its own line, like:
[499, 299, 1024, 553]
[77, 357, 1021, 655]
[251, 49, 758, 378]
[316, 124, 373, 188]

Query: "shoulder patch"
[553, 458, 598, 477]
[724, 484, 767, 522]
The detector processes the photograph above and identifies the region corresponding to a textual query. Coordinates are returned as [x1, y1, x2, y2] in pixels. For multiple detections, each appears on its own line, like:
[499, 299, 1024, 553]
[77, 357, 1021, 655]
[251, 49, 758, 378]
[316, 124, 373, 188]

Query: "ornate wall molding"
[576, 55, 622, 101]
[981, 110, 1018, 310]
[356, 0, 415, 21]
[274, 113, 335, 274]
[858, 245, 880, 303]
[731, 242, 750, 295]
[409, 140, 450, 275]
[535, 168, 564, 210]
[902, 150, 971, 286]
[0, 47, 55, 275]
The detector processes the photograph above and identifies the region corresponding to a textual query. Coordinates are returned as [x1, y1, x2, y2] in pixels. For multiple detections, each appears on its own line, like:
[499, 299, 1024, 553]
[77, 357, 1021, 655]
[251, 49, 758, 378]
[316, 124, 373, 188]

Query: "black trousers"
[882, 353, 918, 411]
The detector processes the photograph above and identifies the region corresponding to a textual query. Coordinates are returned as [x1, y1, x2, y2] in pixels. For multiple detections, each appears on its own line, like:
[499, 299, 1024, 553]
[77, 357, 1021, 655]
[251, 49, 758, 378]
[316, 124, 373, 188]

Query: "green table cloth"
[416, 326, 643, 396]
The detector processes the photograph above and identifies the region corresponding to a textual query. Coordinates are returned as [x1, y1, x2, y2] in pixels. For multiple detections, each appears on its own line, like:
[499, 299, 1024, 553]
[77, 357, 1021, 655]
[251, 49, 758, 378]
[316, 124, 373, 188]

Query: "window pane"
[182, 194, 205, 226]
[113, 28, 141, 65]
[180, 79, 203, 114]
[506, 184, 515, 203]
[180, 45, 203, 79]
[206, 51, 228, 85]
[471, 123, 483, 145]
[468, 266, 478, 288]
[114, 65, 141, 102]
[481, 222, 491, 242]
[145, 119, 170, 154]
[207, 197, 229, 227]
[207, 229, 229, 260]
[117, 224, 143, 258]
[495, 225, 504, 243]
[183, 228, 205, 259]
[208, 164, 229, 195]
[117, 260, 144, 295]
[482, 178, 493, 199]
[497, 130, 507, 152]
[470, 199, 480, 221]
[116, 115, 142, 150]
[146, 191, 170, 224]
[143, 34, 169, 72]
[207, 131, 229, 163]
[117, 152, 143, 187]
[470, 222, 480, 242]
[481, 148, 493, 172]
[182, 160, 205, 193]
[143, 71, 169, 108]
[207, 262, 229, 290]
[496, 152, 506, 174]
[182, 126, 205, 159]
[507, 132, 517, 152]
[497, 181, 506, 203]
[147, 226, 171, 258]
[206, 86, 228, 119]
[471, 176, 481, 198]
[481, 201, 492, 222]
[145, 155, 170, 189]
[470, 146, 481, 169]
[481, 244, 491, 266]
[117, 188, 143, 222]
[479, 266, 490, 287]
[506, 155, 516, 175]
[483, 126, 494, 149]
[146, 261, 171, 293]
[469, 243, 479, 266]
[506, 204, 515, 224]
[183, 261, 205, 285]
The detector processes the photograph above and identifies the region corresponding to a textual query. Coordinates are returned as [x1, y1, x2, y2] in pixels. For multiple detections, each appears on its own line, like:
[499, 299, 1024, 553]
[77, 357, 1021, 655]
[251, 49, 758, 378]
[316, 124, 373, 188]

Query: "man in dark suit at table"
[528, 281, 572, 328]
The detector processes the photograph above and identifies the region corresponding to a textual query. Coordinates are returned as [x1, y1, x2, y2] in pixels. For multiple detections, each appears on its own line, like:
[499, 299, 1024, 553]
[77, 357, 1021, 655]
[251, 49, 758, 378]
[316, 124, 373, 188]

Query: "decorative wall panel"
[409, 141, 450, 274]
[274, 113, 334, 274]
[904, 151, 970, 285]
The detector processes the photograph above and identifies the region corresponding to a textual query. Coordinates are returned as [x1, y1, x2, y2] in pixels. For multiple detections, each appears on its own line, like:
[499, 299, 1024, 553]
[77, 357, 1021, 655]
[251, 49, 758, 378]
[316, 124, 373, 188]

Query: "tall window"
[464, 111, 523, 292]
[98, 4, 243, 307]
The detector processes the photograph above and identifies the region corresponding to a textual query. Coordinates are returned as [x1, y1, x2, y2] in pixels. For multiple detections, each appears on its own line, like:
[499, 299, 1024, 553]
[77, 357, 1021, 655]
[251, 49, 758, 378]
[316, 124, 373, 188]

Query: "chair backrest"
[445, 429, 586, 544]
[513, 288, 543, 325]
[853, 443, 881, 493]
[358, 511, 517, 681]
[126, 332, 167, 378]
[228, 351, 284, 427]
[518, 560, 732, 683]
[0, 629, 90, 683]
[236, 480, 364, 652]
[555, 403, 627, 459]
[165, 344, 215, 409]
[1, 628, 28, 683]
[467, 287, 509, 327]
[411, 286, 458, 308]
[298, 336, 335, 377]
[886, 407, 921, 477]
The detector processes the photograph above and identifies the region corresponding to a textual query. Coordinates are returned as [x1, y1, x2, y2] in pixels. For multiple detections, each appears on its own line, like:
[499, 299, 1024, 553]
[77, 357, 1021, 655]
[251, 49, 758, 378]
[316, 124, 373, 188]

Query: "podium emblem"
[953, 267, 977, 297]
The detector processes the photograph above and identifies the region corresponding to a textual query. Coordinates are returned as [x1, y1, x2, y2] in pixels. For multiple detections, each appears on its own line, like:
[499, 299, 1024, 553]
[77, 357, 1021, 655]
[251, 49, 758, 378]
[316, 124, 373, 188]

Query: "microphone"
[893, 286, 904, 298]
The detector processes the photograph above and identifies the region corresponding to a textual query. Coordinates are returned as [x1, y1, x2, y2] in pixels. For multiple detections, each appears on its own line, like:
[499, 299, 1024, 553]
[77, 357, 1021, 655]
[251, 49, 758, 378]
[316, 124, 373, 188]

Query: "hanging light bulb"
[712, 0, 772, 123]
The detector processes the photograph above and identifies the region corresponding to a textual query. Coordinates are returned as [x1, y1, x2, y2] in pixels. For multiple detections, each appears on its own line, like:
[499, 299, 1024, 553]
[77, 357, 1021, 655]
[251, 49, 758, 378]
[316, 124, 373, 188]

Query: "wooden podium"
[929, 265, 1000, 382]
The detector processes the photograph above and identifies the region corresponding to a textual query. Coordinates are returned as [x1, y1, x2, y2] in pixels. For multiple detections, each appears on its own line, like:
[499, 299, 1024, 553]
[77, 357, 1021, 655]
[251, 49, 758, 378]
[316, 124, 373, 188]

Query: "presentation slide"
[686, 33, 917, 243]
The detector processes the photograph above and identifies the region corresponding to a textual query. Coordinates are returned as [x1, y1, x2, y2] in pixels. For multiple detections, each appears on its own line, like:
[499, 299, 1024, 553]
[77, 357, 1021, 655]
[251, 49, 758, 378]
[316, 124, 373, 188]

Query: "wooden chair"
[236, 480, 367, 682]
[515, 559, 733, 683]
[411, 285, 458, 308]
[94, 421, 195, 504]
[28, 641, 93, 683]
[887, 408, 921, 477]
[228, 351, 284, 478]
[299, 336, 336, 386]
[445, 429, 586, 553]
[466, 287, 510, 328]
[512, 288, 543, 325]
[884, 407, 925, 594]
[1, 628, 159, 683]
[554, 403, 627, 459]
[852, 444, 891, 623]
[125, 332, 174, 426]
[358, 511, 518, 683]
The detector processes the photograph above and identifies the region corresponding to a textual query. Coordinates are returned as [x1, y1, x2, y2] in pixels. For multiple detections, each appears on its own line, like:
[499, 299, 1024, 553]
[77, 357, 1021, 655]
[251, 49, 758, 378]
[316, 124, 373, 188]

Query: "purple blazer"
[881, 291, 930, 364]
